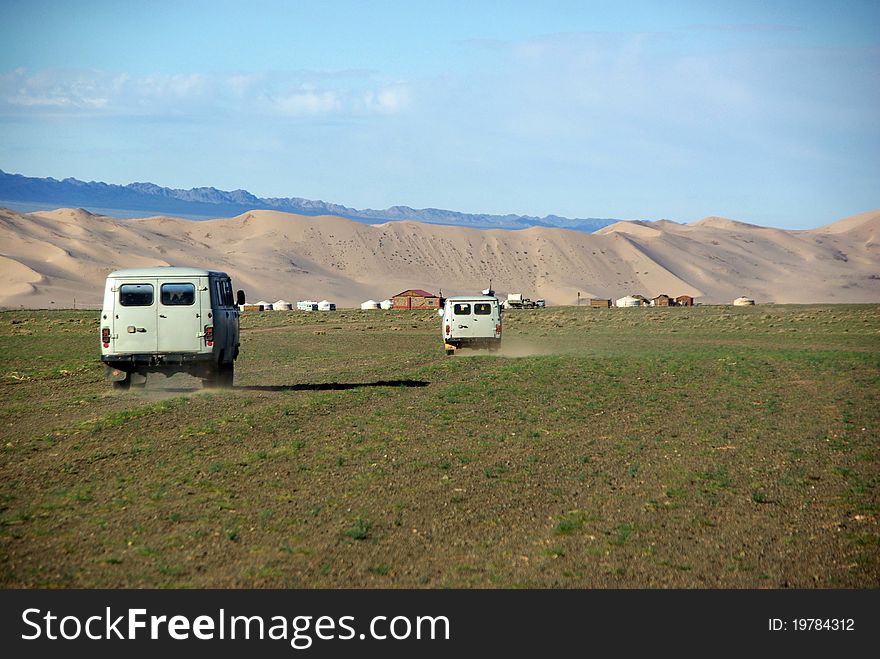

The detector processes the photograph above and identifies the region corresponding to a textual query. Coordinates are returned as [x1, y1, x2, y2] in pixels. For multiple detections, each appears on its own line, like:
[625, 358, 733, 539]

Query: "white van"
[439, 294, 502, 355]
[100, 267, 245, 389]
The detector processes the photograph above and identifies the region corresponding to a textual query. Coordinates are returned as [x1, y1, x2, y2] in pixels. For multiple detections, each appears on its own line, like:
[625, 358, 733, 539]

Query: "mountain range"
[0, 169, 616, 232]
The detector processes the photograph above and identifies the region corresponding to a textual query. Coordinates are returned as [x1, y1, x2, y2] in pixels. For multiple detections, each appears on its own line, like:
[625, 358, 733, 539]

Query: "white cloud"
[225, 73, 263, 97]
[361, 84, 411, 114]
[0, 68, 412, 118]
[1, 68, 111, 110]
[269, 89, 342, 116]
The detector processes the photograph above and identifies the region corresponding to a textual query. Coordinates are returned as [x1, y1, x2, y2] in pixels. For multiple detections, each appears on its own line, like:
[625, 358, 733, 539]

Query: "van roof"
[445, 295, 499, 302]
[106, 266, 229, 278]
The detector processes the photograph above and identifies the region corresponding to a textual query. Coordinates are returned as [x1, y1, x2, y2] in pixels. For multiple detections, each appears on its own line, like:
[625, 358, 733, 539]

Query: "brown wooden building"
[675, 295, 695, 307]
[590, 298, 612, 308]
[391, 289, 442, 310]
[652, 294, 674, 307]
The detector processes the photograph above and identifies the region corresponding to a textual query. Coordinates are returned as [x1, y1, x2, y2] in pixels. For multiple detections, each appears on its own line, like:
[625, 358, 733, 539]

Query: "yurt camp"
[615, 295, 642, 308]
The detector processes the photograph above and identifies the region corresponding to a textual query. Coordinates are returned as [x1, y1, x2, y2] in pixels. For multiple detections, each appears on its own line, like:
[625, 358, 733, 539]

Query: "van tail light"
[495, 323, 502, 336]
[101, 327, 110, 348]
[204, 325, 213, 347]
[445, 324, 450, 336]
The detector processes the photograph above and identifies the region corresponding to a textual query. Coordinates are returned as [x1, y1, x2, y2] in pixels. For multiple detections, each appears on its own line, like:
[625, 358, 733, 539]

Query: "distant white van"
[439, 294, 502, 355]
[100, 267, 245, 389]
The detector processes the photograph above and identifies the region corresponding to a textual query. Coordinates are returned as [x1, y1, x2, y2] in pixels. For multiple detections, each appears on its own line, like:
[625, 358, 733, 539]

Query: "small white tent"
[273, 299, 292, 310]
[733, 296, 755, 306]
[256, 300, 273, 310]
[361, 300, 380, 310]
[318, 300, 336, 311]
[615, 295, 641, 308]
[379, 299, 393, 310]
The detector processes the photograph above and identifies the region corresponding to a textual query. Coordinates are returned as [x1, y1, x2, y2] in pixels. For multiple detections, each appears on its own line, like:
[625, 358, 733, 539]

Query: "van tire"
[112, 375, 131, 391]
[218, 361, 234, 388]
[204, 361, 234, 388]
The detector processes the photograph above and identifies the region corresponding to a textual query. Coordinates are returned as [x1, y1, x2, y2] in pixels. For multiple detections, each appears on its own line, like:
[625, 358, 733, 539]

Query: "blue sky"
[1, 0, 877, 228]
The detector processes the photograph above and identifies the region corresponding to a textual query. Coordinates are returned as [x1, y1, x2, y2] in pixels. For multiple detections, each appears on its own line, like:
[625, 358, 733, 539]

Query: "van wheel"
[218, 361, 234, 388]
[112, 375, 131, 390]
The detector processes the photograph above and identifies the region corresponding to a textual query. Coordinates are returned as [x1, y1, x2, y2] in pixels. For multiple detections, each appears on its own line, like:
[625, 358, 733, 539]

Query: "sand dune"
[0, 207, 878, 308]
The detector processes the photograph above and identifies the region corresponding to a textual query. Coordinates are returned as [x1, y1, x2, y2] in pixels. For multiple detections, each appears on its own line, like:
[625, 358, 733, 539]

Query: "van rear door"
[471, 300, 498, 335]
[112, 279, 159, 353]
[157, 277, 203, 352]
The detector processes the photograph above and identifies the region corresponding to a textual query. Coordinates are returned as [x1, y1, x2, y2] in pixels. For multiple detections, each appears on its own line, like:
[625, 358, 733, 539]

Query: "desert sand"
[0, 207, 877, 308]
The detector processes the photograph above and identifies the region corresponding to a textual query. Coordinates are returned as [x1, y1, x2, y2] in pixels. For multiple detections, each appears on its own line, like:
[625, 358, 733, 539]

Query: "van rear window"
[474, 303, 492, 315]
[453, 303, 471, 315]
[119, 284, 154, 306]
[161, 283, 196, 306]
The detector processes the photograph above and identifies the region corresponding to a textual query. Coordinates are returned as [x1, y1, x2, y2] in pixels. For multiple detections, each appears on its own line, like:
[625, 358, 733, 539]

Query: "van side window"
[160, 283, 196, 306]
[453, 303, 470, 315]
[474, 303, 492, 315]
[221, 280, 234, 306]
[211, 279, 234, 307]
[119, 284, 154, 306]
[211, 280, 222, 307]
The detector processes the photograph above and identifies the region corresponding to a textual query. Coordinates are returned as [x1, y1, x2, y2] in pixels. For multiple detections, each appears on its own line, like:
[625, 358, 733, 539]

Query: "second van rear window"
[474, 303, 492, 315]
[161, 283, 196, 306]
[453, 303, 470, 315]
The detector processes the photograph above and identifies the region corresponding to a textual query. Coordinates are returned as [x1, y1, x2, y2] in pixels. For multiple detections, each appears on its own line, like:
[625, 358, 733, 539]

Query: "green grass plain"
[1, 304, 878, 587]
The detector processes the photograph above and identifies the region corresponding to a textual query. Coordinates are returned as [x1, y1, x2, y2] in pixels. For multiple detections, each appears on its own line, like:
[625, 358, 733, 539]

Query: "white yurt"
[318, 300, 336, 311]
[297, 300, 318, 311]
[273, 299, 292, 311]
[379, 299, 393, 310]
[615, 295, 641, 308]
[360, 300, 380, 310]
[733, 296, 755, 306]
[256, 300, 273, 310]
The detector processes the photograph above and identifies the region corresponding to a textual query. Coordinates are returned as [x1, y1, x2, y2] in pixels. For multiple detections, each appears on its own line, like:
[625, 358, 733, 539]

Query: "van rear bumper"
[101, 352, 214, 367]
[445, 337, 501, 350]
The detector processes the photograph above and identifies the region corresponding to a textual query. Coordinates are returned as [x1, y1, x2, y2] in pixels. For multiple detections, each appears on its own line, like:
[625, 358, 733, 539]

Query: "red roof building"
[391, 289, 442, 310]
